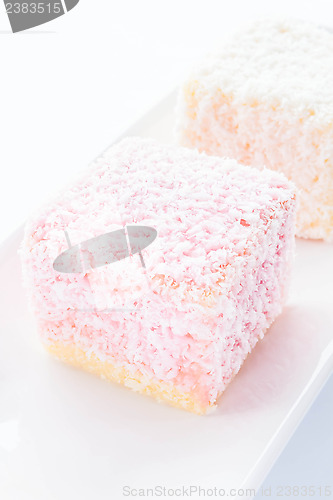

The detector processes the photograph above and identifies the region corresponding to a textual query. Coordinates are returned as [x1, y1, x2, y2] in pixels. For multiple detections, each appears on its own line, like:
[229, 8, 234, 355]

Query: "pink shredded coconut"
[20, 137, 296, 410]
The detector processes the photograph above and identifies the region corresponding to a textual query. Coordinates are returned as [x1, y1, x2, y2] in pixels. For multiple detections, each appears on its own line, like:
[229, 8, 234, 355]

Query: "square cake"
[176, 19, 333, 241]
[20, 137, 296, 414]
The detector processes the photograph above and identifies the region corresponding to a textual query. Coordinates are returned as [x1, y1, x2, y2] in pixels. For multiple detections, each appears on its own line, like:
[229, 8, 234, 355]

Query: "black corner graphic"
[64, 0, 79, 12]
[4, 0, 80, 33]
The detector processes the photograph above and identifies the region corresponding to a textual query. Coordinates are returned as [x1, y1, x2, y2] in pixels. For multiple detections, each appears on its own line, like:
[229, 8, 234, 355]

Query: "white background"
[1, 0, 333, 242]
[0, 0, 332, 495]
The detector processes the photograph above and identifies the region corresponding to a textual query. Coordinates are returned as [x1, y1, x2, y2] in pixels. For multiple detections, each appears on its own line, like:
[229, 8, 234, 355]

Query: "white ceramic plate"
[1, 91, 333, 500]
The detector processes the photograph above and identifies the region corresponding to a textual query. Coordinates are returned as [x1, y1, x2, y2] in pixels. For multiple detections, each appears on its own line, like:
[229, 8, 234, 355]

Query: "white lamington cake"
[20, 137, 296, 414]
[176, 18, 333, 241]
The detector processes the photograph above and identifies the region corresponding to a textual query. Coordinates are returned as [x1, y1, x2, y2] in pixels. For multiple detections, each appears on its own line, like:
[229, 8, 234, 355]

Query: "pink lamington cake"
[20, 137, 296, 414]
[176, 19, 333, 240]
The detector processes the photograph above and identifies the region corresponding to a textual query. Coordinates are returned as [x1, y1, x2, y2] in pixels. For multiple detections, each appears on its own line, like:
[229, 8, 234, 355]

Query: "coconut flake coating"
[20, 137, 296, 413]
[176, 18, 333, 241]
